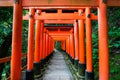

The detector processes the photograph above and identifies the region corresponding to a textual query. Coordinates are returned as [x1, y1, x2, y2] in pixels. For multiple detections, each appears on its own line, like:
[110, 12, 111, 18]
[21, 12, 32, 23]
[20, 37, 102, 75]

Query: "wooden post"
[52, 39, 54, 51]
[41, 31, 47, 68]
[48, 36, 50, 55]
[66, 38, 70, 58]
[85, 7, 94, 80]
[69, 36, 72, 62]
[50, 37, 52, 53]
[39, 20, 44, 77]
[34, 10, 41, 78]
[51, 38, 53, 52]
[66, 39, 69, 54]
[43, 32, 46, 59]
[26, 8, 35, 80]
[70, 33, 75, 64]
[61, 41, 63, 50]
[46, 33, 49, 58]
[74, 20, 79, 69]
[53, 40, 55, 50]
[40, 21, 44, 61]
[46, 33, 49, 62]
[62, 41, 66, 51]
[98, 0, 109, 80]
[68, 36, 72, 62]
[78, 9, 86, 76]
[11, 0, 22, 80]
[67, 38, 70, 54]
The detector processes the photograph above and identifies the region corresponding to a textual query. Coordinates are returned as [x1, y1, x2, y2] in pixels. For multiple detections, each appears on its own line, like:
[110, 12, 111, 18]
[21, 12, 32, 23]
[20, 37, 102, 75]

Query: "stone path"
[41, 50, 73, 80]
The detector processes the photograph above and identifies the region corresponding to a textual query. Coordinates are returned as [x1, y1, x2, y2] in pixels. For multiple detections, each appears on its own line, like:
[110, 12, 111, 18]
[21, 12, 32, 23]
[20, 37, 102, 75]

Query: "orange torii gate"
[0, 0, 120, 80]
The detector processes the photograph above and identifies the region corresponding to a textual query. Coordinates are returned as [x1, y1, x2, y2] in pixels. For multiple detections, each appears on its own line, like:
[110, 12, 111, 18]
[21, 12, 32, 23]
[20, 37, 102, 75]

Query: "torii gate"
[0, 0, 120, 80]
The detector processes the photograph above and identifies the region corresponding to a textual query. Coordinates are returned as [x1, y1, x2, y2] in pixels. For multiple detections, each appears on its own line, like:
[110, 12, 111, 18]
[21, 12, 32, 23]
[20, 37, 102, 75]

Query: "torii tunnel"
[0, 0, 120, 80]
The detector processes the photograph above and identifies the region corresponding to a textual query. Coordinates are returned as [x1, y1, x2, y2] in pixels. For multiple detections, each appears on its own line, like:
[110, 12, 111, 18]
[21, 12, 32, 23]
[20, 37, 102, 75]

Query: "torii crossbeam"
[0, 0, 120, 7]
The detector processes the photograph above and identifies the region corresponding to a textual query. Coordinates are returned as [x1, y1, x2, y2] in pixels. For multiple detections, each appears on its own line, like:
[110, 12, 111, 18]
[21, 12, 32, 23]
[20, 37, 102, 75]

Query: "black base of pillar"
[34, 62, 41, 76]
[78, 63, 86, 76]
[44, 52, 53, 63]
[40, 59, 43, 66]
[62, 50, 66, 52]
[85, 71, 94, 80]
[26, 70, 34, 80]
[71, 58, 74, 65]
[74, 59, 79, 69]
[69, 56, 72, 62]
[42, 58, 46, 65]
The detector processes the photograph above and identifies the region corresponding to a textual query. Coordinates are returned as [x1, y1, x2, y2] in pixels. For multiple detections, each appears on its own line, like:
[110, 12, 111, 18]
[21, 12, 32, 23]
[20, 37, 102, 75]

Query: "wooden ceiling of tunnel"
[0, 0, 120, 7]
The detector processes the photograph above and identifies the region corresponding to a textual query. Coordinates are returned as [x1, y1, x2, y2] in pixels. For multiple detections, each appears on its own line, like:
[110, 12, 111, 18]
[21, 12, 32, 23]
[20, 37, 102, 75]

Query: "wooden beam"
[107, 0, 120, 7]
[23, 14, 74, 23]
[22, 0, 98, 7]
[23, 7, 86, 10]
[52, 38, 67, 40]
[0, 0, 13, 7]
[46, 26, 73, 29]
[35, 12, 96, 20]
[44, 20, 74, 24]
[36, 13, 85, 20]
[23, 12, 98, 20]
[23, 0, 120, 7]
[51, 35, 69, 37]
[0, 0, 120, 7]
[51, 36, 69, 40]
[48, 32, 71, 36]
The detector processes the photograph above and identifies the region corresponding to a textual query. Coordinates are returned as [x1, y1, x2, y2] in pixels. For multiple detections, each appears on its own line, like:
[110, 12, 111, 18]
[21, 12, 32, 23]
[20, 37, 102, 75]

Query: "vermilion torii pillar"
[67, 38, 70, 55]
[26, 8, 35, 80]
[46, 33, 49, 58]
[61, 40, 66, 51]
[43, 31, 46, 60]
[66, 38, 69, 54]
[78, 9, 86, 76]
[98, 0, 109, 80]
[69, 35, 72, 61]
[70, 33, 75, 64]
[85, 7, 94, 80]
[34, 10, 41, 78]
[51, 37, 54, 53]
[52, 40, 55, 51]
[39, 20, 44, 75]
[11, 0, 22, 80]
[40, 21, 44, 62]
[48, 36, 51, 55]
[49, 37, 52, 53]
[74, 20, 79, 69]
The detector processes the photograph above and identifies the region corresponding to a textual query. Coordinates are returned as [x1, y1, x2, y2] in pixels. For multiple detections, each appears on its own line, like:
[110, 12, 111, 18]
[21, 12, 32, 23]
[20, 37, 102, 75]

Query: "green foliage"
[0, 8, 13, 46]
[22, 20, 28, 53]
[92, 21, 99, 80]
[0, 8, 13, 24]
[0, 7, 13, 79]
[55, 41, 62, 50]
[110, 54, 120, 80]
